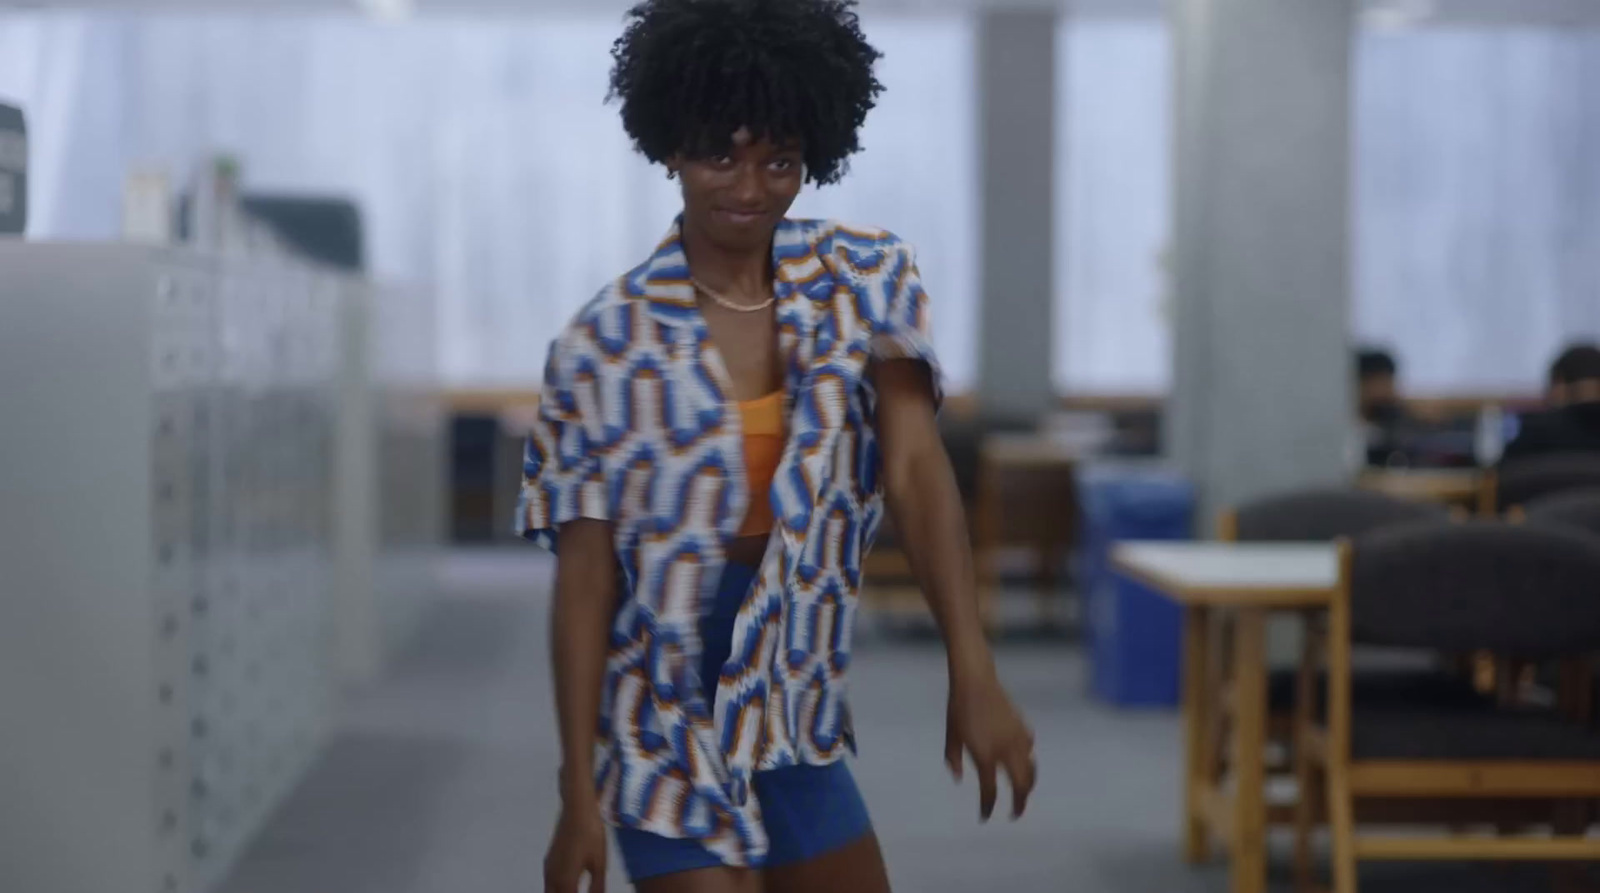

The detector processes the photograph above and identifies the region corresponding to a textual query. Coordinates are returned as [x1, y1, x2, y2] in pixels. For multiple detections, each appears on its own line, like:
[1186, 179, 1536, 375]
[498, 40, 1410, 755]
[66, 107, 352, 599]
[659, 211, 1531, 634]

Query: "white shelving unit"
[0, 241, 440, 893]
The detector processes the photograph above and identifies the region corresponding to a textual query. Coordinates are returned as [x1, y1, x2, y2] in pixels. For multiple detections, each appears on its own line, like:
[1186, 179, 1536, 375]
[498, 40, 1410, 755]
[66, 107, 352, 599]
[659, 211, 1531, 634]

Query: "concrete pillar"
[977, 8, 1057, 420]
[1168, 0, 1356, 520]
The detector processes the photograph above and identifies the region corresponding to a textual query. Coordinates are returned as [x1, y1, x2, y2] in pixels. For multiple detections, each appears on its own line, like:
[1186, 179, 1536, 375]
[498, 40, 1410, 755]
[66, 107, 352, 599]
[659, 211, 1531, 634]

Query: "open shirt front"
[517, 217, 941, 867]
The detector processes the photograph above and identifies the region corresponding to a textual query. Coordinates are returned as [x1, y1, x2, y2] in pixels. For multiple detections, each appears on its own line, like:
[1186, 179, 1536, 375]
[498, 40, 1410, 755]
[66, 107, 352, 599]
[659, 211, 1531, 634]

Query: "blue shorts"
[614, 560, 873, 881]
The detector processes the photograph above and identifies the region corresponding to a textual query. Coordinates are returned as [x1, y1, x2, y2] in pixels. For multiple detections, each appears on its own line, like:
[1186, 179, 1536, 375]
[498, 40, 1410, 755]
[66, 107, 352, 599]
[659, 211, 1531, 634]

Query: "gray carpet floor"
[216, 551, 1585, 892]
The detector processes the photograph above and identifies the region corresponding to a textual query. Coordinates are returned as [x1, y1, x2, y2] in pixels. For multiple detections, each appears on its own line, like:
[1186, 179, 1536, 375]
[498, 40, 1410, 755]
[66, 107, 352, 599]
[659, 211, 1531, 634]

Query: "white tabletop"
[1111, 541, 1340, 605]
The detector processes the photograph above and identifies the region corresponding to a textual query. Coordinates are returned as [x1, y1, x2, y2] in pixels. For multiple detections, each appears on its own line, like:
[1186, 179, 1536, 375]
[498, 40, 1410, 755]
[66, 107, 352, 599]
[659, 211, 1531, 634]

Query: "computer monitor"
[241, 194, 365, 272]
[0, 100, 26, 235]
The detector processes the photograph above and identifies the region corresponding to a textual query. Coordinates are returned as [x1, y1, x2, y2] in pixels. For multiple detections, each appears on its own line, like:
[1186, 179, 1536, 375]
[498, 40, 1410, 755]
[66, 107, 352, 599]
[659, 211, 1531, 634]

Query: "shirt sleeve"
[869, 239, 945, 408]
[515, 331, 610, 550]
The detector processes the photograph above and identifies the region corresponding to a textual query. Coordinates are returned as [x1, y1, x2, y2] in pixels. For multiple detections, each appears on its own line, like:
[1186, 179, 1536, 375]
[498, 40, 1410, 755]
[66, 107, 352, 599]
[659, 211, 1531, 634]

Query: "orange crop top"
[737, 392, 785, 537]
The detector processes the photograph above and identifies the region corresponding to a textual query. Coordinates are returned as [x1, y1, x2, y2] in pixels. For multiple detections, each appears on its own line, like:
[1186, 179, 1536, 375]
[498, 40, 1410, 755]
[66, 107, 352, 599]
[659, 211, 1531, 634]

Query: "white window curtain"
[0, 12, 979, 391]
[1054, 18, 1172, 395]
[1356, 28, 1600, 394]
[1053, 19, 1600, 396]
[0, 13, 132, 238]
[11, 12, 1600, 398]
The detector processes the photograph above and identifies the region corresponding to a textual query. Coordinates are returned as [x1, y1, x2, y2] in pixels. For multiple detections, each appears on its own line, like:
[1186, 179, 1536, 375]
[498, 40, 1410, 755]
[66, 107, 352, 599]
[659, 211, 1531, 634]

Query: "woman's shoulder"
[786, 218, 912, 254]
[547, 278, 643, 355]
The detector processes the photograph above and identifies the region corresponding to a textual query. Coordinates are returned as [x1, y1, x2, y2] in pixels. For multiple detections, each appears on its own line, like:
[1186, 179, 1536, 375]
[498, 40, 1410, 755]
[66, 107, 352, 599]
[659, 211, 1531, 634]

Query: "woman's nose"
[731, 162, 763, 204]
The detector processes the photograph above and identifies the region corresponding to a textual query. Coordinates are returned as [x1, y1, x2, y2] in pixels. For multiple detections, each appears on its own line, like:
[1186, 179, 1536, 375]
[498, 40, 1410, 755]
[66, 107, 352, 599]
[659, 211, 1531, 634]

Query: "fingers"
[546, 858, 604, 893]
[1002, 742, 1037, 820]
[545, 851, 585, 893]
[544, 862, 576, 893]
[945, 714, 964, 782]
[977, 756, 999, 821]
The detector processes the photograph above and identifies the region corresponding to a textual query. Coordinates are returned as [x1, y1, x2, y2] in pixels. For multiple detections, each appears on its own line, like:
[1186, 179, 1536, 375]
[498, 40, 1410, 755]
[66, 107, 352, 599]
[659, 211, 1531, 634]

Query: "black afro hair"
[1553, 344, 1600, 386]
[608, 0, 884, 186]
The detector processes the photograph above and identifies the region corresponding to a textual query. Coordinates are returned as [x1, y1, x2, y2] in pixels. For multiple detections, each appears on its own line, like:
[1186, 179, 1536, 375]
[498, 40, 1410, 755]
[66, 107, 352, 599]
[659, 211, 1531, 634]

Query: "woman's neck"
[680, 218, 773, 296]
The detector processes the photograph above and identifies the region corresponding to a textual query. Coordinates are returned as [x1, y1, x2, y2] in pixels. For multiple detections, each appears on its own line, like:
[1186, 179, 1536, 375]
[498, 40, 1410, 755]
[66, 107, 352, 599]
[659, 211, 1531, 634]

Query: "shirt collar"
[631, 216, 817, 326]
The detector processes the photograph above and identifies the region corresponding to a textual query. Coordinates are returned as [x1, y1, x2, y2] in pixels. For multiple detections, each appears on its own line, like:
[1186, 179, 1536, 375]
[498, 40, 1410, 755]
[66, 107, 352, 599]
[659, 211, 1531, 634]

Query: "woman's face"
[676, 128, 804, 254]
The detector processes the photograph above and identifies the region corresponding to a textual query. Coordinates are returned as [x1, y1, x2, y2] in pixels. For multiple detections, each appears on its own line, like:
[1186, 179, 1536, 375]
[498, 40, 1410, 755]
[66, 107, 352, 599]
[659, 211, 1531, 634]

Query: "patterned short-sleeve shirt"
[517, 217, 940, 867]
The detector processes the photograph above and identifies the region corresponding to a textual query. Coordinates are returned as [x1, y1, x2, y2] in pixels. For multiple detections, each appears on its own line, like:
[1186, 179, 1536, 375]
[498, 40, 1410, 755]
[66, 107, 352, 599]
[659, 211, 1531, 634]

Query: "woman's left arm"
[872, 357, 1037, 821]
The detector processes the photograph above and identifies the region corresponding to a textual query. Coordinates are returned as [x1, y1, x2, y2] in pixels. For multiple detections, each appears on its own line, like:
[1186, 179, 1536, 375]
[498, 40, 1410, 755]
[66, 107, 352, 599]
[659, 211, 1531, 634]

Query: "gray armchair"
[1301, 521, 1600, 892]
[1223, 489, 1462, 712]
[1522, 487, 1600, 539]
[1228, 487, 1449, 543]
[1495, 453, 1600, 513]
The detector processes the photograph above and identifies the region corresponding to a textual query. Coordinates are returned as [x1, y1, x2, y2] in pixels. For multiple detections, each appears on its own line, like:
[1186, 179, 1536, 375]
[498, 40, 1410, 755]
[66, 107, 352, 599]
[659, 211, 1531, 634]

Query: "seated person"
[1546, 342, 1600, 407]
[1355, 347, 1411, 465]
[1502, 343, 1600, 462]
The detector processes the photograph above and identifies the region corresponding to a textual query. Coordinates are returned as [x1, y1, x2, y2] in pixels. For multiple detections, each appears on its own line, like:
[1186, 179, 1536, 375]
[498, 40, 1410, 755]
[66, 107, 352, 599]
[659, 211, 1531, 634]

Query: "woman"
[519, 2, 1036, 890]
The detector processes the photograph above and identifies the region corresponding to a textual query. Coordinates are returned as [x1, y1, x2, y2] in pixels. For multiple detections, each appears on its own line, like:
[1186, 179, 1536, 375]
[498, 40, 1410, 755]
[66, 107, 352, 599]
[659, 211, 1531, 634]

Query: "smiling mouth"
[715, 209, 766, 225]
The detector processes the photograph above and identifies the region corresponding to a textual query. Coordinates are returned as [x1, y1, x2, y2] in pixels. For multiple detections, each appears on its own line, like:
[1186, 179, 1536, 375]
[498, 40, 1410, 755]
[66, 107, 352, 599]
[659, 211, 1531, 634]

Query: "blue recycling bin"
[1079, 464, 1196, 708]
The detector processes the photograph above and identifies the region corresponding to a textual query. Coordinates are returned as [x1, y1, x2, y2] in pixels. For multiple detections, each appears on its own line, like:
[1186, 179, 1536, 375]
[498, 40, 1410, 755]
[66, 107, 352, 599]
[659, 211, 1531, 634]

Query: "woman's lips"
[715, 209, 766, 226]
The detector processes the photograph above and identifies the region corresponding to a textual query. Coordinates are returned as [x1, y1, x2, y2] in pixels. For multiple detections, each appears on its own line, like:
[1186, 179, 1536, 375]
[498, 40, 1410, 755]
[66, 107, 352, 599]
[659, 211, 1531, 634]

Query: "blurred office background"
[5, 0, 1600, 891]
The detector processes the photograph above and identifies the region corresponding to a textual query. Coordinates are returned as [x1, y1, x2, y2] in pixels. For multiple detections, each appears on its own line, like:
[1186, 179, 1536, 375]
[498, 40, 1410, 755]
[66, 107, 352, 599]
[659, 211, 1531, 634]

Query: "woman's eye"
[710, 155, 734, 167]
[770, 158, 796, 172]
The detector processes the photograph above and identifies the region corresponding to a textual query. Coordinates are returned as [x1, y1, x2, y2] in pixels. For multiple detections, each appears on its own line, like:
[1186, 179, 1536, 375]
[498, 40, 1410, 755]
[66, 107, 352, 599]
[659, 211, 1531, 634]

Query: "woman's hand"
[945, 662, 1037, 822]
[544, 801, 608, 893]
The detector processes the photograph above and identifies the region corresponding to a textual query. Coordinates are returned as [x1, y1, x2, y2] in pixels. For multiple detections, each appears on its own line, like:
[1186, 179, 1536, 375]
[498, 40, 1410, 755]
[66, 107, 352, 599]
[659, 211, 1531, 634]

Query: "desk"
[1356, 468, 1486, 512]
[1112, 542, 1340, 893]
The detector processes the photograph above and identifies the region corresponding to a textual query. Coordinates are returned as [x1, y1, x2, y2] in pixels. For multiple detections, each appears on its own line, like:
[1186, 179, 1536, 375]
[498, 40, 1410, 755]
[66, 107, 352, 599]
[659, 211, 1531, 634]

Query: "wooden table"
[1356, 467, 1487, 512]
[1112, 542, 1340, 893]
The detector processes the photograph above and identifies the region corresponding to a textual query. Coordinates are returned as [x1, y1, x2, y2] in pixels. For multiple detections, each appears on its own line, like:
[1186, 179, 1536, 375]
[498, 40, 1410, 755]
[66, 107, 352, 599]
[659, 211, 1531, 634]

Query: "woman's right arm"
[545, 517, 619, 893]
[551, 517, 620, 803]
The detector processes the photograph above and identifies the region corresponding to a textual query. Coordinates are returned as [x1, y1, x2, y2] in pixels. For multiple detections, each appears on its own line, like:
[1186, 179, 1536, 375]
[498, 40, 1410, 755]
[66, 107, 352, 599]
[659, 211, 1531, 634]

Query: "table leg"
[1230, 609, 1269, 893]
[1182, 605, 1214, 863]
